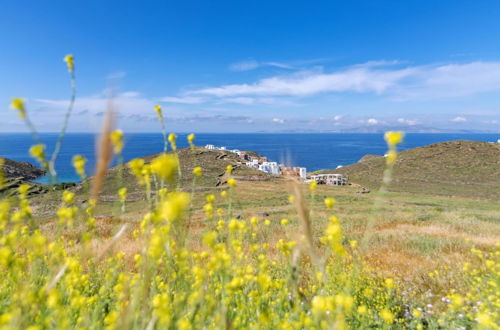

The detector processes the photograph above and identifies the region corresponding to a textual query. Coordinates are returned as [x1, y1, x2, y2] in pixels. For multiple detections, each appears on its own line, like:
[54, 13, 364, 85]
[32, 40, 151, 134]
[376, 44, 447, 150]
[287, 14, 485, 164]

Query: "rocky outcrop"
[1, 157, 46, 180]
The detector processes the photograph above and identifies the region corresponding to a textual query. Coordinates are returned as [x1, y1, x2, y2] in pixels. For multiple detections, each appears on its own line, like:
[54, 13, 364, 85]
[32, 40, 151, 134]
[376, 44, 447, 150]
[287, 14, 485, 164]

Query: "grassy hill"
[83, 147, 278, 198]
[314, 140, 500, 200]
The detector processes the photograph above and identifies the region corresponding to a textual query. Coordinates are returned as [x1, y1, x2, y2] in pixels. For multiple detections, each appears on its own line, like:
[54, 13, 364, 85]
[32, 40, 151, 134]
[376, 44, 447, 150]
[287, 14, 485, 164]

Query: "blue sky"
[2, 1, 500, 132]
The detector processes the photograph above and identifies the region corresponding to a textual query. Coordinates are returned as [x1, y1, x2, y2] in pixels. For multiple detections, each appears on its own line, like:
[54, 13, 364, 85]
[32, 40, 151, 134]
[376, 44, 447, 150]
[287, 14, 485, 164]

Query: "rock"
[1, 157, 46, 180]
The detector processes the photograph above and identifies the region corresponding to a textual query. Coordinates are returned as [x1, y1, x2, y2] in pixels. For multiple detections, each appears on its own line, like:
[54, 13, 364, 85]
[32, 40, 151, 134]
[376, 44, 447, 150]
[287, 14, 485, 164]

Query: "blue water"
[0, 133, 498, 183]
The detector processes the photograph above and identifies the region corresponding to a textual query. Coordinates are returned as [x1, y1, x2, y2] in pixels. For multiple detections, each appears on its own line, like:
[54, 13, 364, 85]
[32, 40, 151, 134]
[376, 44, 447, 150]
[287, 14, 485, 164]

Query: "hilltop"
[315, 140, 500, 200]
[91, 147, 278, 198]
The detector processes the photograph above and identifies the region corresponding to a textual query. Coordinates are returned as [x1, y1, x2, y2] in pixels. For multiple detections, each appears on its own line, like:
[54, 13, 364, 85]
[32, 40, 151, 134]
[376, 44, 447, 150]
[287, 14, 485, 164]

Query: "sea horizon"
[1, 132, 498, 184]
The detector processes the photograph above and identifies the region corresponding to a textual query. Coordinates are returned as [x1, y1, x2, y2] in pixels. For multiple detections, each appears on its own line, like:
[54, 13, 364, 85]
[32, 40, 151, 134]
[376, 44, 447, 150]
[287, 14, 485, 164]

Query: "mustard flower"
[227, 178, 237, 188]
[64, 54, 74, 73]
[192, 166, 202, 177]
[62, 190, 75, 204]
[154, 105, 162, 118]
[160, 192, 190, 222]
[384, 131, 404, 147]
[10, 98, 26, 118]
[110, 129, 124, 154]
[72, 155, 86, 177]
[324, 197, 335, 209]
[168, 133, 177, 150]
[309, 181, 317, 192]
[129, 158, 144, 177]
[29, 144, 46, 163]
[118, 187, 127, 202]
[150, 154, 178, 183]
[311, 296, 334, 315]
[187, 133, 195, 147]
[380, 309, 394, 324]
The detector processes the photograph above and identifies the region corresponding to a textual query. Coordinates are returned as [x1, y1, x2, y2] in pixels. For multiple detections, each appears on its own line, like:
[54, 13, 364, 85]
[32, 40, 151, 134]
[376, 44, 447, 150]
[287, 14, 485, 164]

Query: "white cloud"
[159, 96, 206, 104]
[367, 118, 379, 125]
[229, 60, 260, 71]
[191, 66, 410, 97]
[221, 97, 256, 105]
[186, 61, 500, 101]
[272, 118, 285, 124]
[451, 116, 467, 122]
[36, 91, 159, 119]
[333, 115, 343, 121]
[229, 60, 292, 72]
[397, 118, 418, 126]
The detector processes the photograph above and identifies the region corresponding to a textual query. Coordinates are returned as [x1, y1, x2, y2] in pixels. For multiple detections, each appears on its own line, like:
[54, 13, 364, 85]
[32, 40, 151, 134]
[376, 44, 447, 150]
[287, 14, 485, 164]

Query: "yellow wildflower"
[309, 181, 317, 192]
[110, 129, 124, 154]
[187, 133, 195, 147]
[168, 133, 177, 150]
[324, 197, 335, 209]
[280, 218, 289, 226]
[62, 190, 75, 204]
[151, 154, 179, 183]
[154, 105, 162, 118]
[10, 98, 26, 118]
[29, 144, 46, 163]
[193, 166, 202, 177]
[226, 165, 233, 174]
[380, 309, 394, 324]
[63, 54, 74, 73]
[227, 178, 237, 188]
[72, 155, 86, 177]
[160, 192, 190, 222]
[358, 305, 367, 314]
[384, 131, 404, 147]
[118, 187, 127, 202]
[311, 296, 334, 315]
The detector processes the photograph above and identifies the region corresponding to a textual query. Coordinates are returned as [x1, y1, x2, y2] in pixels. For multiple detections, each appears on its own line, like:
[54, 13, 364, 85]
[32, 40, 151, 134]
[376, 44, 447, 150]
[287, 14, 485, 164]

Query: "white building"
[297, 167, 307, 179]
[205, 144, 216, 150]
[259, 162, 281, 176]
[310, 173, 348, 186]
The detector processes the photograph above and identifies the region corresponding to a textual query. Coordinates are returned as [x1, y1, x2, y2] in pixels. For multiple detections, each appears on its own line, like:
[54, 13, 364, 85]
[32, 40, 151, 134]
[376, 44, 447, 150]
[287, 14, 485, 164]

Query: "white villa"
[310, 173, 348, 186]
[259, 162, 281, 176]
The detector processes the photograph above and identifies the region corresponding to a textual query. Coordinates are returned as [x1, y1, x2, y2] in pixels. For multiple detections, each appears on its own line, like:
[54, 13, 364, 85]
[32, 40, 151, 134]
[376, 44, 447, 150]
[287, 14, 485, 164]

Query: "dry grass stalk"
[91, 97, 115, 201]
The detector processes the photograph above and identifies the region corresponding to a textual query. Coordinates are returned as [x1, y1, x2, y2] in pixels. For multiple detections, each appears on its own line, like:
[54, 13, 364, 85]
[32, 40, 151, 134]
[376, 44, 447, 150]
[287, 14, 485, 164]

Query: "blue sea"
[1, 133, 498, 184]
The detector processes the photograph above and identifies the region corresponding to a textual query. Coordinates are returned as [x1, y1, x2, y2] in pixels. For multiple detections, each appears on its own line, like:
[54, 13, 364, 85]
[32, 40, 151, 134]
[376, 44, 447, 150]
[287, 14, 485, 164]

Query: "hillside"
[1, 157, 45, 179]
[90, 147, 279, 198]
[0, 157, 48, 196]
[315, 140, 500, 200]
